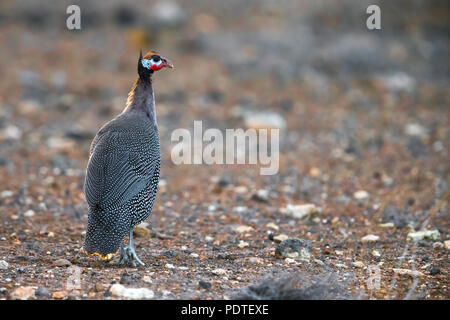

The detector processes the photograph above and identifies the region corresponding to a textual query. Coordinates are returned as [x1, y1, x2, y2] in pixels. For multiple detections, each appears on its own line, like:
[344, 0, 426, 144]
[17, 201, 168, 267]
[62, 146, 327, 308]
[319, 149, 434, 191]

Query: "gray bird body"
[83, 77, 161, 258]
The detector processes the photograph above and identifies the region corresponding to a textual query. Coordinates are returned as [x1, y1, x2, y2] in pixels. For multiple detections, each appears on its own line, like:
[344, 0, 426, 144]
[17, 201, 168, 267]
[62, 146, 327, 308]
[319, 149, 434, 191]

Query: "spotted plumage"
[83, 50, 173, 266]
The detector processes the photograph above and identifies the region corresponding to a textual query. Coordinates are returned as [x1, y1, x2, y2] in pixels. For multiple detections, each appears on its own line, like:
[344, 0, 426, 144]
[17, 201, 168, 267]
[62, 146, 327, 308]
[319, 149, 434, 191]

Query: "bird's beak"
[162, 58, 174, 69]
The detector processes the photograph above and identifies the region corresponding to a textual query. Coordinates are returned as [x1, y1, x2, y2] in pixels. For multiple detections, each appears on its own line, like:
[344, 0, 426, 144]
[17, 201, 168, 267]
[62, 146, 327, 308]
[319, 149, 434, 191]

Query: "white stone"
[0, 260, 8, 270]
[244, 111, 286, 129]
[3, 125, 22, 140]
[211, 268, 227, 275]
[405, 123, 428, 139]
[110, 284, 154, 299]
[235, 225, 254, 233]
[238, 241, 249, 248]
[361, 234, 379, 242]
[273, 234, 289, 243]
[254, 189, 269, 201]
[407, 230, 440, 242]
[352, 261, 365, 268]
[379, 222, 395, 228]
[1, 190, 13, 198]
[285, 258, 295, 264]
[393, 268, 424, 277]
[353, 190, 369, 200]
[285, 204, 320, 220]
[266, 222, 279, 231]
[24, 210, 35, 217]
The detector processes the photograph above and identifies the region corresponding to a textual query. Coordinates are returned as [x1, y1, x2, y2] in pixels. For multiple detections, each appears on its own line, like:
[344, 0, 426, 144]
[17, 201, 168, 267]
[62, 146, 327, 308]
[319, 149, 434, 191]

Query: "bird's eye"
[152, 56, 161, 62]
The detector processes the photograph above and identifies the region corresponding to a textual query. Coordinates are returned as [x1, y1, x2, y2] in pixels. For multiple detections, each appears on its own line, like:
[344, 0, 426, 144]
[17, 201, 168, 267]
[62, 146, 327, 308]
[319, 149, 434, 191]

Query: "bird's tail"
[83, 209, 127, 259]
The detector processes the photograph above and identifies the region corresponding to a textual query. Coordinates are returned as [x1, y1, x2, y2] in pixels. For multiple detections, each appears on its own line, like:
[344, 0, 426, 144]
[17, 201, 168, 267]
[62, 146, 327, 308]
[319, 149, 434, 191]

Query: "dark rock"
[161, 249, 181, 258]
[217, 253, 237, 260]
[251, 189, 269, 203]
[120, 272, 142, 285]
[429, 266, 440, 275]
[35, 287, 49, 298]
[217, 175, 232, 187]
[275, 238, 312, 259]
[198, 280, 211, 289]
[407, 137, 428, 157]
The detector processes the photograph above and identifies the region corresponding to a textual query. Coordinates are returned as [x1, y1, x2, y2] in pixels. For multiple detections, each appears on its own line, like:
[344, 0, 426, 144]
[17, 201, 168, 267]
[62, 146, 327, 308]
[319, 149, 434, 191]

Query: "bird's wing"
[84, 130, 159, 210]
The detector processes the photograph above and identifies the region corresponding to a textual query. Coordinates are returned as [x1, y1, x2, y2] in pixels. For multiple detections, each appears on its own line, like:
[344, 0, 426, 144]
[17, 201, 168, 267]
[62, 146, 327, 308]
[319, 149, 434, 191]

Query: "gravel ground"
[0, 0, 448, 300]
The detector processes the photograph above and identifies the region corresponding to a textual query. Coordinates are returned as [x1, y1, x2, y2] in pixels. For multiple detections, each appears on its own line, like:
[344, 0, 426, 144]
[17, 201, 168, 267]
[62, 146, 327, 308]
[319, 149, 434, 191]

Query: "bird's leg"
[118, 229, 146, 267]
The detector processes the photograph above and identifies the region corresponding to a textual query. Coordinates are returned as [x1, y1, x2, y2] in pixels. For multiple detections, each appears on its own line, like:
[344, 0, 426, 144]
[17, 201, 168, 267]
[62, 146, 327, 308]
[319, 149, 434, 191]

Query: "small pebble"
[266, 222, 279, 231]
[110, 284, 154, 299]
[211, 268, 227, 275]
[354, 190, 369, 200]
[238, 241, 249, 248]
[1, 190, 13, 198]
[248, 257, 263, 265]
[432, 242, 443, 249]
[52, 290, 68, 299]
[284, 204, 320, 220]
[11, 286, 35, 300]
[393, 268, 424, 277]
[352, 261, 365, 268]
[35, 287, 49, 298]
[53, 259, 72, 267]
[235, 225, 254, 233]
[24, 210, 35, 217]
[273, 234, 289, 243]
[198, 280, 211, 289]
[252, 189, 269, 202]
[285, 258, 295, 264]
[444, 240, 450, 250]
[361, 234, 379, 242]
[0, 260, 8, 270]
[407, 230, 440, 242]
[429, 266, 440, 275]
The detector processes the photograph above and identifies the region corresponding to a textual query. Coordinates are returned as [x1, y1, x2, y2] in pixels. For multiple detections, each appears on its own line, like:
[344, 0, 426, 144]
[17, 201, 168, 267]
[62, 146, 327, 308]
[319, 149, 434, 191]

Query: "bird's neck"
[123, 77, 157, 126]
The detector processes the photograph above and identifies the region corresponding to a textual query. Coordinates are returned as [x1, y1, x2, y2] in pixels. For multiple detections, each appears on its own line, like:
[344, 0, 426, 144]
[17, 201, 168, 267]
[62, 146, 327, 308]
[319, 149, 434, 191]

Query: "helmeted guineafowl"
[83, 50, 173, 266]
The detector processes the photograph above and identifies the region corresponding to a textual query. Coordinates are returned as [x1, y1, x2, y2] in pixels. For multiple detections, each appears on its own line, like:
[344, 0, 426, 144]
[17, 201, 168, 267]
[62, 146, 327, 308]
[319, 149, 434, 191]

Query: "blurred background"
[0, 0, 448, 299]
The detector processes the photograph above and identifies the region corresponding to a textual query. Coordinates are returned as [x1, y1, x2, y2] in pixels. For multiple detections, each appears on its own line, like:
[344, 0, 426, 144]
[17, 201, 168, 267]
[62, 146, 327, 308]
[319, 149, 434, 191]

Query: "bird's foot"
[118, 245, 146, 267]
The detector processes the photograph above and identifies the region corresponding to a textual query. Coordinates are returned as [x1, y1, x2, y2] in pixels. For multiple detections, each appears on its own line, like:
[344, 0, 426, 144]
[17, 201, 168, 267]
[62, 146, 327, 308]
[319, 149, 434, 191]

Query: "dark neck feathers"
[123, 77, 157, 126]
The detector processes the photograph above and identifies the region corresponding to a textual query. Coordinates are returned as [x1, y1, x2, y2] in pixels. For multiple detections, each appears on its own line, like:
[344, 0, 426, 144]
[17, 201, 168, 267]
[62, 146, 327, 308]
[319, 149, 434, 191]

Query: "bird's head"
[138, 50, 173, 79]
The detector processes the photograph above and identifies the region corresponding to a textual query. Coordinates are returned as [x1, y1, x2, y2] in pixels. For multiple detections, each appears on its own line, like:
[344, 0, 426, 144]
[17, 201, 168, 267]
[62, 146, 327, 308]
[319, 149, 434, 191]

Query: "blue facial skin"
[141, 59, 152, 69]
